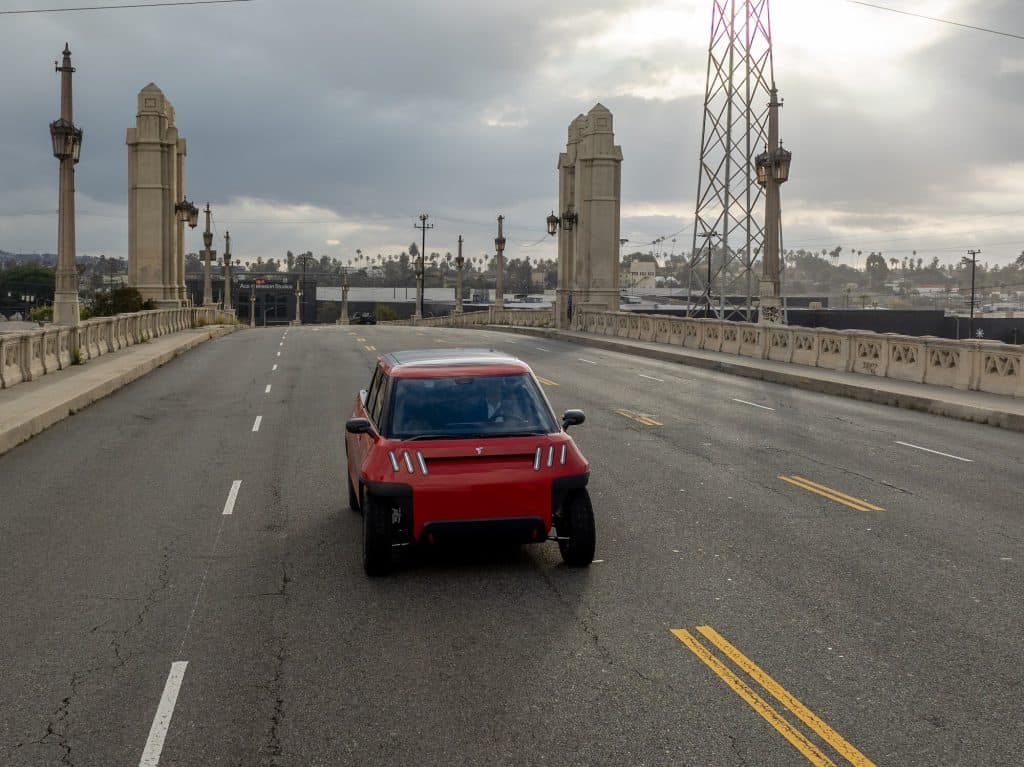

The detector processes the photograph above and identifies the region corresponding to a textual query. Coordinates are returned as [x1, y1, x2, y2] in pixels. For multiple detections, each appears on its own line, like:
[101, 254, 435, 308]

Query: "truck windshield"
[386, 373, 558, 439]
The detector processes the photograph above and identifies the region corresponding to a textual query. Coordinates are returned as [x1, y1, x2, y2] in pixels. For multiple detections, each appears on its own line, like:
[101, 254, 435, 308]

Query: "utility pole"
[413, 213, 433, 320]
[455, 234, 465, 314]
[965, 249, 981, 339]
[494, 215, 506, 309]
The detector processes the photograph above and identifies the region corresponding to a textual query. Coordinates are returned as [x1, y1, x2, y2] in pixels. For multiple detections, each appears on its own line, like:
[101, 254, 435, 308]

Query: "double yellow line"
[779, 475, 884, 512]
[673, 626, 876, 767]
[615, 408, 662, 427]
[536, 375, 559, 387]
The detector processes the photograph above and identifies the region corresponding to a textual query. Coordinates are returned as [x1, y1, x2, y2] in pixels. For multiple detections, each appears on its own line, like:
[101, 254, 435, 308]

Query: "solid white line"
[252, 416, 262, 433]
[638, 373, 665, 382]
[895, 441, 973, 462]
[536, 346, 550, 352]
[272, 364, 278, 371]
[578, 358, 598, 365]
[732, 398, 775, 411]
[264, 384, 272, 394]
[138, 661, 188, 767]
[222, 480, 242, 516]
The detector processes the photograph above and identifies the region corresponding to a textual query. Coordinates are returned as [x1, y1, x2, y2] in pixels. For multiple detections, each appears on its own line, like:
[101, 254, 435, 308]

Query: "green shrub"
[30, 306, 53, 322]
[374, 303, 398, 321]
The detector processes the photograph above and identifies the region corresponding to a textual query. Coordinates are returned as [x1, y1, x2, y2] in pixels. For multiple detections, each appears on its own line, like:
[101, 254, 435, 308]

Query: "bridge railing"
[566, 310, 1024, 397]
[384, 307, 555, 329]
[0, 307, 233, 391]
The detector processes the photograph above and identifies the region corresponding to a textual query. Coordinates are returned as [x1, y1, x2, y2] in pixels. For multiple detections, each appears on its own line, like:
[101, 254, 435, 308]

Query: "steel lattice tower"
[689, 0, 776, 318]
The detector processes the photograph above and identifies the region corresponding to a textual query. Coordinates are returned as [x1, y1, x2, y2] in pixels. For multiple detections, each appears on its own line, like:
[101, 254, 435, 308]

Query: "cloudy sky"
[0, 0, 1022, 270]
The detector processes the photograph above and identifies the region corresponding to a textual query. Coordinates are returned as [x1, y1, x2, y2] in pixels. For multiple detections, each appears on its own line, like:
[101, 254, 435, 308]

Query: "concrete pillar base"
[53, 293, 80, 326]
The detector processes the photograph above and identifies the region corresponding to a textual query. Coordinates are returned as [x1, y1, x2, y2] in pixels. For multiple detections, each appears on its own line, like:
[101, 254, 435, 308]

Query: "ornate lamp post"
[494, 215, 506, 309]
[50, 44, 84, 326]
[174, 197, 199, 305]
[545, 208, 577, 236]
[340, 272, 350, 325]
[201, 203, 216, 306]
[754, 85, 793, 324]
[222, 230, 233, 313]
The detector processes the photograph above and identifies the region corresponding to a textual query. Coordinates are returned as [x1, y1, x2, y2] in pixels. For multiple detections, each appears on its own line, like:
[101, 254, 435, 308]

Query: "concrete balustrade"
[387, 307, 555, 329]
[0, 307, 225, 391]
[566, 309, 1024, 398]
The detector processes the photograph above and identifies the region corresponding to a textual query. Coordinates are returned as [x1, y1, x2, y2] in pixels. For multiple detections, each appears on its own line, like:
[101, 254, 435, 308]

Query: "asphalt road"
[1, 324, 1021, 767]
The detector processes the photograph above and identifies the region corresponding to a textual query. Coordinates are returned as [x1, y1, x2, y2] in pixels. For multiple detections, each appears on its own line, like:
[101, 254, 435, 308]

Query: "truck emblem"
[475, 447, 484, 455]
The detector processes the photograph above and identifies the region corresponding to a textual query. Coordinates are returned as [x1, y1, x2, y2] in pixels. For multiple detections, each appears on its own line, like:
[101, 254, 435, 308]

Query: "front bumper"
[362, 472, 589, 546]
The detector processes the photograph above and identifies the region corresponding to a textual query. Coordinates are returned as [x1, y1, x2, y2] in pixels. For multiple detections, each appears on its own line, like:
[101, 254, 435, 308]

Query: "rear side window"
[370, 373, 390, 425]
[365, 367, 383, 421]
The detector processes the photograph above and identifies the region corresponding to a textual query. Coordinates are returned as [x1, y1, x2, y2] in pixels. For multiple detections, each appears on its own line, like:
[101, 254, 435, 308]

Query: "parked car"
[351, 312, 377, 325]
[345, 349, 594, 575]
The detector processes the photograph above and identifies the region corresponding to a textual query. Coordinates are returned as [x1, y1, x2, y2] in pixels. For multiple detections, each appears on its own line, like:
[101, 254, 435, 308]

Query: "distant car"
[351, 312, 377, 325]
[345, 349, 594, 575]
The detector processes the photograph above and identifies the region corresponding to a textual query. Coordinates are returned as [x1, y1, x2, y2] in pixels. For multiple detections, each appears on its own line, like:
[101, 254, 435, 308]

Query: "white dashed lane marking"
[895, 441, 972, 462]
[732, 398, 775, 411]
[138, 661, 188, 767]
[222, 480, 242, 516]
[252, 416, 262, 433]
[264, 385, 271, 394]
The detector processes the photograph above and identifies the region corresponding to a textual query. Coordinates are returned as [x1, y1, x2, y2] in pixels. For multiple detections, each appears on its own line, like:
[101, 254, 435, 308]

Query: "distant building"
[627, 259, 657, 289]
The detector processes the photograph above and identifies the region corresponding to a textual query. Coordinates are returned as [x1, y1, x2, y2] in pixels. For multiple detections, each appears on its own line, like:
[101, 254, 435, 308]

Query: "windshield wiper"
[402, 434, 464, 441]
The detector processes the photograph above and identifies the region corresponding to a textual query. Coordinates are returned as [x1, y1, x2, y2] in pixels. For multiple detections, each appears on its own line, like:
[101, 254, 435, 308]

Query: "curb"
[0, 325, 239, 457]
[487, 325, 1024, 433]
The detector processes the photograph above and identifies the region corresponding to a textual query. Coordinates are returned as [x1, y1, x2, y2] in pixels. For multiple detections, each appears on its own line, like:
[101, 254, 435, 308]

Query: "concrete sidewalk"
[0, 325, 238, 456]
[497, 325, 1024, 433]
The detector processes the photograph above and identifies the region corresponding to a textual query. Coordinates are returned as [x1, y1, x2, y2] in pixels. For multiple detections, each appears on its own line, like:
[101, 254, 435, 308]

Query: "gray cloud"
[0, 0, 1021, 268]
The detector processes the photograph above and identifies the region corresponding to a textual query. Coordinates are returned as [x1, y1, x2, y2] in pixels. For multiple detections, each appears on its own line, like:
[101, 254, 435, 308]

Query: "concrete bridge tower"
[127, 83, 186, 305]
[555, 103, 623, 327]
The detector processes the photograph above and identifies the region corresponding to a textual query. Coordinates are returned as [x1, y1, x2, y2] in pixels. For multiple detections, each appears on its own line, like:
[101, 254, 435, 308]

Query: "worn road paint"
[779, 475, 884, 512]
[138, 662, 188, 767]
[222, 481, 242, 516]
[733, 398, 775, 411]
[697, 626, 877, 767]
[672, 630, 837, 767]
[895, 441, 972, 463]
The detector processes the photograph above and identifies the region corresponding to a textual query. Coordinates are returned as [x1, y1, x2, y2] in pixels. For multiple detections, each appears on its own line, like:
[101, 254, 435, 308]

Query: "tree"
[0, 264, 56, 305]
[90, 286, 154, 316]
[865, 252, 889, 291]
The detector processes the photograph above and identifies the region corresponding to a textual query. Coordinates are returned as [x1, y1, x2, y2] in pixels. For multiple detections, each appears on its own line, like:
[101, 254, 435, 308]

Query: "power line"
[846, 1, 1024, 41]
[0, 0, 253, 13]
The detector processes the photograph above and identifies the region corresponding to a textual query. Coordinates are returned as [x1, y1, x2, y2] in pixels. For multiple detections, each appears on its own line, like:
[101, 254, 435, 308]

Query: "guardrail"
[568, 310, 1024, 398]
[0, 307, 234, 391]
